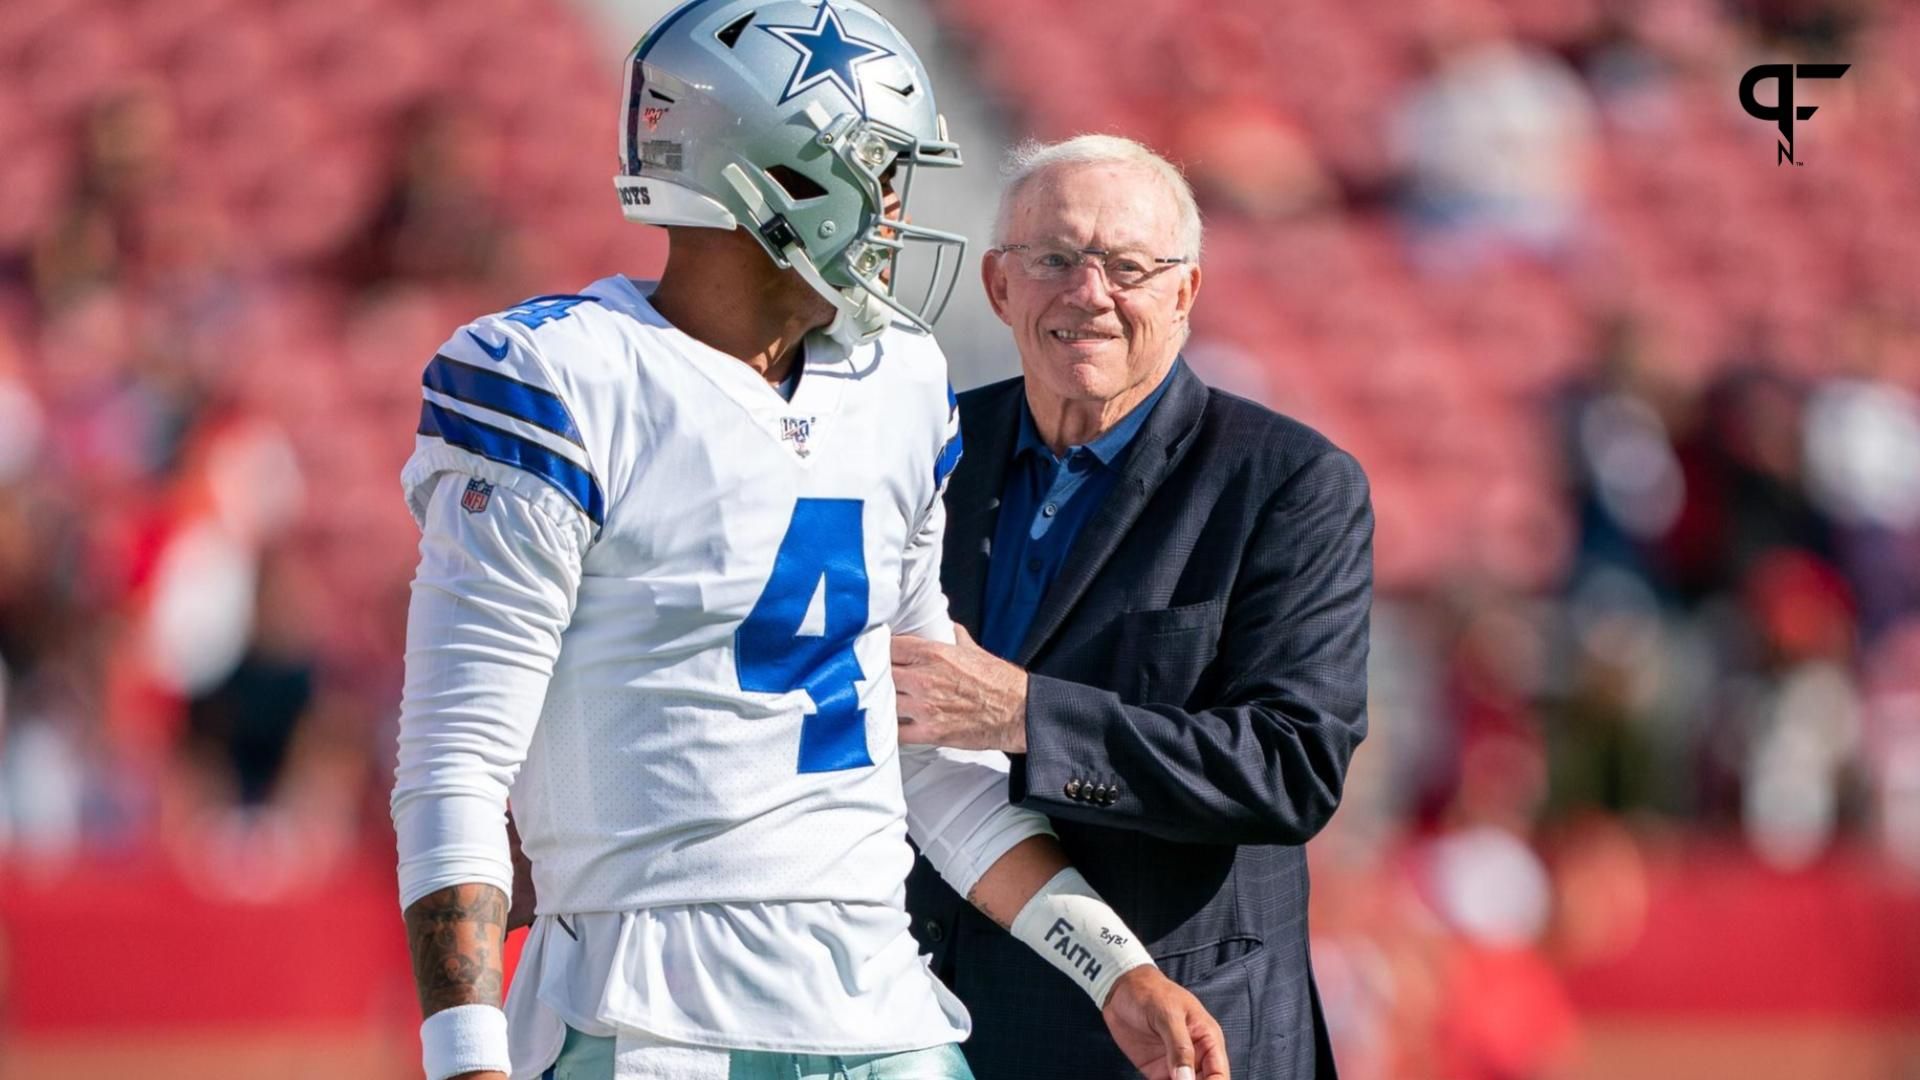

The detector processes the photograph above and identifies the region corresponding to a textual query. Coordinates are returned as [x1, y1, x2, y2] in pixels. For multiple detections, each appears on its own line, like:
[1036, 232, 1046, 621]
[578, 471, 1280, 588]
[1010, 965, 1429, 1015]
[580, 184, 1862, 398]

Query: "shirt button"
[1042, 503, 1057, 517]
[924, 919, 946, 943]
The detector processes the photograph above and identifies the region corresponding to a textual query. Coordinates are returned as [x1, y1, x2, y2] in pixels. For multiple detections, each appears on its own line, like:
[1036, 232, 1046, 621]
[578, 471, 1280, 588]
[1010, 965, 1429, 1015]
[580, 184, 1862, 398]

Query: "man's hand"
[893, 625, 1029, 752]
[1101, 966, 1231, 1080]
[506, 812, 537, 933]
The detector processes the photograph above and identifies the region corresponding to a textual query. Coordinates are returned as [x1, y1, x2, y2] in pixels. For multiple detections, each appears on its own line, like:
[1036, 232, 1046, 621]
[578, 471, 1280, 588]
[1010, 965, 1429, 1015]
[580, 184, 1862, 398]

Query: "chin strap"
[719, 163, 889, 347]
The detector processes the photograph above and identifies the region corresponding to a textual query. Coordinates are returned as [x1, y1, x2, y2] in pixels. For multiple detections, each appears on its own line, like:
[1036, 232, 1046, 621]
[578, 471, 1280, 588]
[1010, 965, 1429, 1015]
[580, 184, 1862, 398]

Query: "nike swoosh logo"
[465, 330, 511, 361]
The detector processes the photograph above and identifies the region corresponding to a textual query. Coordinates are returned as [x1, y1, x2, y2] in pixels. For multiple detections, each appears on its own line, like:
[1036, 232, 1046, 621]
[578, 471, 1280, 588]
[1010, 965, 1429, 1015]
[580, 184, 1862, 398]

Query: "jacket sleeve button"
[1065, 779, 1082, 799]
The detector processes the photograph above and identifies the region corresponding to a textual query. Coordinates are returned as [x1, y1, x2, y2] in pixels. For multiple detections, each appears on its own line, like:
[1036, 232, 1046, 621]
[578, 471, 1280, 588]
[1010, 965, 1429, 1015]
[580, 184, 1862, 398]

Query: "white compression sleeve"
[900, 743, 1056, 897]
[392, 469, 586, 909]
[893, 481, 1057, 897]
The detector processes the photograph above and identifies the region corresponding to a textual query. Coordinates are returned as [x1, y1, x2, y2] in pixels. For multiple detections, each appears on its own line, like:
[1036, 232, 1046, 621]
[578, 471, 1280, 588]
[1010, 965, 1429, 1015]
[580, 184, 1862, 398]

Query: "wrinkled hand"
[893, 625, 1029, 753]
[1101, 966, 1231, 1080]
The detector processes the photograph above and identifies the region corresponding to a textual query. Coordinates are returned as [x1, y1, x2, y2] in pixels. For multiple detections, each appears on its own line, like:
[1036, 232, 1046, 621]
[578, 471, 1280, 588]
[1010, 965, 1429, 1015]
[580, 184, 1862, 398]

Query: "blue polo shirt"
[977, 365, 1177, 661]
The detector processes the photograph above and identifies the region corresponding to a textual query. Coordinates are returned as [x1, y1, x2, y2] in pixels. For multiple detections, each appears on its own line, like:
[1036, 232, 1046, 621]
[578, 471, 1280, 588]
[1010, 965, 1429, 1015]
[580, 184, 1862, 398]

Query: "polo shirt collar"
[1014, 360, 1180, 467]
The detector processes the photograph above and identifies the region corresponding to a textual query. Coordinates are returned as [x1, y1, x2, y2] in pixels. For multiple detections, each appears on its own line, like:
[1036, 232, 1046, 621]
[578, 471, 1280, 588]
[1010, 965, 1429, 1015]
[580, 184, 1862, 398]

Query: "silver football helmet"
[615, 0, 966, 345]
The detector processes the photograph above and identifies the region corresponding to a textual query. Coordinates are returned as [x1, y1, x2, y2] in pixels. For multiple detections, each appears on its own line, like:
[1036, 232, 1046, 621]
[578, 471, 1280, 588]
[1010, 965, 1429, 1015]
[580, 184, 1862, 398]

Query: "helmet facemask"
[720, 103, 965, 346]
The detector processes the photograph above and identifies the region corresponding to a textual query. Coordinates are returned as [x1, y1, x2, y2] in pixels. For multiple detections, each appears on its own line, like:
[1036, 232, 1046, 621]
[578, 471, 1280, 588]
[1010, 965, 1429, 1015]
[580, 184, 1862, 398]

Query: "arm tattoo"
[404, 883, 509, 1016]
[967, 880, 1027, 930]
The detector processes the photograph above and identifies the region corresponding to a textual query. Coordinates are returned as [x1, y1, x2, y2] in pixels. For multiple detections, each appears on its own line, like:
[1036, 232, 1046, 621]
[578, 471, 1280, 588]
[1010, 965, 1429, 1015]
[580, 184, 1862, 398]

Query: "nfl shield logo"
[461, 478, 495, 513]
[780, 416, 814, 458]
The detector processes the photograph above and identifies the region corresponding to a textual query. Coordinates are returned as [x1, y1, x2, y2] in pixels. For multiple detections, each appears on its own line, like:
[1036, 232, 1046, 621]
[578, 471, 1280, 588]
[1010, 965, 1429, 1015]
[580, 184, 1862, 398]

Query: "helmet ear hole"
[767, 165, 828, 202]
[715, 12, 754, 48]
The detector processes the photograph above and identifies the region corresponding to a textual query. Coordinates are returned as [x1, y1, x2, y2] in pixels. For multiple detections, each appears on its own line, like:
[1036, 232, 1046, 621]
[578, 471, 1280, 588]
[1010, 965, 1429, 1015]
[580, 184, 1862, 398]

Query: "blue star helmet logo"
[762, 3, 895, 114]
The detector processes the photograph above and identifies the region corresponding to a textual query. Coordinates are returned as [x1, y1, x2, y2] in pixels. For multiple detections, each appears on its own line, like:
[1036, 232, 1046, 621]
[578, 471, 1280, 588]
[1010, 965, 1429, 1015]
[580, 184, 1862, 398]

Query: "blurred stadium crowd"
[0, 0, 1916, 1075]
[0, 0, 645, 886]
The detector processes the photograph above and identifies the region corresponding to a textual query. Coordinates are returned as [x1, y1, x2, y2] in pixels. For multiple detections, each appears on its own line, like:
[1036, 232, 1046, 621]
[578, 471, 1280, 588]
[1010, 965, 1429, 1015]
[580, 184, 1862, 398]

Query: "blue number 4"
[736, 499, 872, 773]
[503, 294, 594, 329]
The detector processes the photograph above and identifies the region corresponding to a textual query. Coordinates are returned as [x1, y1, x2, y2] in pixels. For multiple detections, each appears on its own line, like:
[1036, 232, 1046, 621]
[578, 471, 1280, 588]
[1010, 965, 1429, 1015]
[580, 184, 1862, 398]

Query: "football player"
[390, 2, 1231, 1079]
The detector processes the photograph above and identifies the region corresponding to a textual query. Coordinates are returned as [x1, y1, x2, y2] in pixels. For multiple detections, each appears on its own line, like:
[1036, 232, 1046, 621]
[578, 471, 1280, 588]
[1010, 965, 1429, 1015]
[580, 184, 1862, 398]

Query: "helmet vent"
[715, 12, 755, 48]
[767, 165, 828, 201]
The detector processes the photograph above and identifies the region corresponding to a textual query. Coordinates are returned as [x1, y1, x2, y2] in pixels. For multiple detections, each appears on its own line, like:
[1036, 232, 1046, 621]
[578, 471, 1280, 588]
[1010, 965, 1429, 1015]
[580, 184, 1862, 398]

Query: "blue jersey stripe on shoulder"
[423, 354, 584, 447]
[934, 430, 964, 489]
[418, 402, 605, 526]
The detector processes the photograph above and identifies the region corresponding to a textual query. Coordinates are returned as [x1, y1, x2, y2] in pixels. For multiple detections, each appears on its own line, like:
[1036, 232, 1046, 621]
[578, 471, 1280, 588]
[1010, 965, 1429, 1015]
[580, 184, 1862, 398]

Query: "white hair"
[992, 134, 1203, 262]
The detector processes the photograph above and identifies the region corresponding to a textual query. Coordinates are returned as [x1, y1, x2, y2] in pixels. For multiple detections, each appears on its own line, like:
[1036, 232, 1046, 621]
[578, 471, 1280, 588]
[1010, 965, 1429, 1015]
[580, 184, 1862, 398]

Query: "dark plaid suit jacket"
[906, 361, 1373, 1079]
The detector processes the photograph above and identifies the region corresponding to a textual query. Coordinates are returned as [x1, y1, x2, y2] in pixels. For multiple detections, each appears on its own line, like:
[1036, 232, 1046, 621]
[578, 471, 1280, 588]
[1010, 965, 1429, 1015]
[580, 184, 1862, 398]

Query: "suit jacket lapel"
[943, 378, 1024, 637]
[1015, 362, 1208, 667]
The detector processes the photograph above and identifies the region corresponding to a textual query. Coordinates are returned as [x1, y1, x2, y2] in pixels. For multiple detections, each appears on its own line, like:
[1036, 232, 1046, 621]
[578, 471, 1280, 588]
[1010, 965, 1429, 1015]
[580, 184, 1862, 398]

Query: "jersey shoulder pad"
[873, 319, 950, 379]
[413, 294, 625, 528]
[869, 324, 961, 490]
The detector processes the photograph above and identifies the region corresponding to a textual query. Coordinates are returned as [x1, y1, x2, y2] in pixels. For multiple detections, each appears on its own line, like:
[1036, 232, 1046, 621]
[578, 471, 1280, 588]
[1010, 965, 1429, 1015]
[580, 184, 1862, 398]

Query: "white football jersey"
[390, 276, 1048, 1067]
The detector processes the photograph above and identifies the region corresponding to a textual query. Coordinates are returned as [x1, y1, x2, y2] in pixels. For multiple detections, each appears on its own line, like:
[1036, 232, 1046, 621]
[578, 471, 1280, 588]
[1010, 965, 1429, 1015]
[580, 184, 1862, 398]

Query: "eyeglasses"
[994, 243, 1189, 290]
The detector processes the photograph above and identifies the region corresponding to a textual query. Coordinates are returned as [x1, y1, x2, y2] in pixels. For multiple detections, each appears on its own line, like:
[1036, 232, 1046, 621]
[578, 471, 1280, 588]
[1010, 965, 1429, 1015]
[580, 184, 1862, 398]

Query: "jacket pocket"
[1112, 599, 1227, 702]
[1120, 598, 1228, 635]
[1154, 936, 1273, 1072]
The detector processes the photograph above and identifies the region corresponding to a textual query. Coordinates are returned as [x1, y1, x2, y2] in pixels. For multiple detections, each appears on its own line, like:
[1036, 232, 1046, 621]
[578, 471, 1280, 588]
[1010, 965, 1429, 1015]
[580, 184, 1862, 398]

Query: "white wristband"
[421, 1003, 510, 1080]
[1009, 867, 1156, 1007]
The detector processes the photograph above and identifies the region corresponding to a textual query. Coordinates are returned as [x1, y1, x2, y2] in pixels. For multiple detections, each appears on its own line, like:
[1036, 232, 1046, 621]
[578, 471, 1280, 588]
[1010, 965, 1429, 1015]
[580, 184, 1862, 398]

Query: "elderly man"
[895, 135, 1373, 1079]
